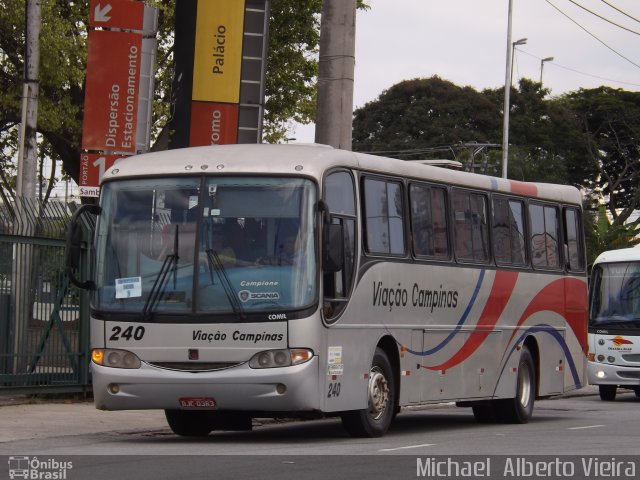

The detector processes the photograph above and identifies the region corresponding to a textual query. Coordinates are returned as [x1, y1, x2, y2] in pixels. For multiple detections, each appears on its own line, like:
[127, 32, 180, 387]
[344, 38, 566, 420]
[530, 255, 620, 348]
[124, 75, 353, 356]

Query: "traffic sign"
[89, 0, 145, 31]
[189, 102, 239, 146]
[81, 29, 143, 153]
[192, 0, 245, 103]
[79, 153, 124, 197]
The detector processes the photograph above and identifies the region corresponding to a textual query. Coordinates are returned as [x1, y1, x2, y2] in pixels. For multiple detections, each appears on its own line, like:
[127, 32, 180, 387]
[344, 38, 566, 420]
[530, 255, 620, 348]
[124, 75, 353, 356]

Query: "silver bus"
[67, 143, 587, 437]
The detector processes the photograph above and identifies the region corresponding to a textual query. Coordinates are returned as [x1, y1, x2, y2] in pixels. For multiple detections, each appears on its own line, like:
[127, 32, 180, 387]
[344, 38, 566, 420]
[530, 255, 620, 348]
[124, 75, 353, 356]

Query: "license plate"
[179, 397, 217, 409]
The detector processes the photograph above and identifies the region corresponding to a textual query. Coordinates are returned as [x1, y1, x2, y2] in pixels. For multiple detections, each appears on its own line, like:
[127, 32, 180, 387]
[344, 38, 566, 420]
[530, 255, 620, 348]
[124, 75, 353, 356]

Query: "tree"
[1, 0, 364, 198]
[482, 78, 589, 185]
[352, 76, 500, 160]
[0, 0, 87, 201]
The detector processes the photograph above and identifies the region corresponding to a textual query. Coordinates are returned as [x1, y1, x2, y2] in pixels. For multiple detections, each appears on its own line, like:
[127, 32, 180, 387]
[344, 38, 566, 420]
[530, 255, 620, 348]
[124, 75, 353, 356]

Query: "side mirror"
[323, 222, 344, 273]
[65, 204, 100, 290]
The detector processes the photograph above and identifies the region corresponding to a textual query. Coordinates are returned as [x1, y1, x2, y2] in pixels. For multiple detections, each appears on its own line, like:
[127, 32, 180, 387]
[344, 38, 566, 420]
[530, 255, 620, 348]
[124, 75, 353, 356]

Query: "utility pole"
[16, 0, 41, 200]
[12, 0, 41, 375]
[315, 0, 356, 150]
[501, 0, 514, 179]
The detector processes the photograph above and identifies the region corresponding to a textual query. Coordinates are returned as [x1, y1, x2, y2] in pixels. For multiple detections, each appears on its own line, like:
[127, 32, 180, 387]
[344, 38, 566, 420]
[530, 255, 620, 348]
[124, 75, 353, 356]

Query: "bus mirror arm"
[65, 204, 101, 290]
[323, 222, 344, 273]
[317, 199, 329, 222]
[318, 200, 344, 272]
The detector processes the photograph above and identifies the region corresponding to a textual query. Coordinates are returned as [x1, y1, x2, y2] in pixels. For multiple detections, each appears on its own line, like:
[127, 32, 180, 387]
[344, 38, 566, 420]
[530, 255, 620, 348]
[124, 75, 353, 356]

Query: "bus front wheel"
[341, 348, 396, 438]
[598, 385, 617, 401]
[165, 409, 214, 437]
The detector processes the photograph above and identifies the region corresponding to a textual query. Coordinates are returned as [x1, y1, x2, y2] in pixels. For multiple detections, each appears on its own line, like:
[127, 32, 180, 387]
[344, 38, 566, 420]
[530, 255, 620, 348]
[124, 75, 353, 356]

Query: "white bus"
[588, 248, 640, 401]
[66, 144, 587, 437]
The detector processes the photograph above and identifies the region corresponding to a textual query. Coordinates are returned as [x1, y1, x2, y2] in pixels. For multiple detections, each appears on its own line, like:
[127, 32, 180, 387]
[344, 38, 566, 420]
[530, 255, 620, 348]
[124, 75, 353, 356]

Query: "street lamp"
[501, 19, 527, 180]
[540, 56, 554, 85]
[511, 38, 528, 79]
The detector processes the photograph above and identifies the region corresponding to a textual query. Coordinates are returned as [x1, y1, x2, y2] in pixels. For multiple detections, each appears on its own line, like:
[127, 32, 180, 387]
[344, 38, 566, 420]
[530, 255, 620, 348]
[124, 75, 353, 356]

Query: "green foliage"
[263, 0, 321, 143]
[586, 205, 640, 264]
[1, 0, 369, 193]
[353, 77, 640, 261]
[0, 0, 88, 196]
[353, 76, 499, 156]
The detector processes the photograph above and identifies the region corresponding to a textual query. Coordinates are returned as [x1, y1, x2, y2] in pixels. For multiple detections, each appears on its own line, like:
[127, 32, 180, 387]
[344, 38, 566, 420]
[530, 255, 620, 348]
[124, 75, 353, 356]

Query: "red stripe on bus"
[506, 277, 588, 354]
[423, 270, 519, 371]
[509, 180, 538, 196]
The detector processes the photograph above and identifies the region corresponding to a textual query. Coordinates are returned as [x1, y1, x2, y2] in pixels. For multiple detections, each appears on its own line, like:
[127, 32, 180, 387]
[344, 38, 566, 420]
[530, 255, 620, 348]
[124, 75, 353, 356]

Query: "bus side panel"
[321, 327, 378, 412]
[565, 276, 588, 391]
[535, 330, 565, 396]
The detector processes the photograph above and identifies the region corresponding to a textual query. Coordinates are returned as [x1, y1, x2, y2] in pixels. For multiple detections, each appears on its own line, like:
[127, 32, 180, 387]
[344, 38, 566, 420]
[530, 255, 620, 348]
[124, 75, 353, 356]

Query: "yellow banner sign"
[192, 0, 245, 103]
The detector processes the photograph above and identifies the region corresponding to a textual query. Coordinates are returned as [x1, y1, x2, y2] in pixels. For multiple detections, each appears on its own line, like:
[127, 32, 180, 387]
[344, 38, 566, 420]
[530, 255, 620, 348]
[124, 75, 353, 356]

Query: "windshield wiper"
[205, 248, 245, 320]
[142, 224, 179, 320]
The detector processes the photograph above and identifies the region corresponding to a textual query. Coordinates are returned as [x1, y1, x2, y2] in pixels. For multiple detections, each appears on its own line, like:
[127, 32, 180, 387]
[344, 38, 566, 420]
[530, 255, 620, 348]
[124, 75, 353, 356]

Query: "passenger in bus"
[209, 229, 236, 267]
[256, 232, 303, 266]
[279, 233, 304, 265]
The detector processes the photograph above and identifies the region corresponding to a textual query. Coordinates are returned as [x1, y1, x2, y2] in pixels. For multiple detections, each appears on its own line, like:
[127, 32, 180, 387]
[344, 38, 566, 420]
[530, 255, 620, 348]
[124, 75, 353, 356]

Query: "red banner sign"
[82, 30, 142, 153]
[189, 102, 239, 146]
[89, 0, 145, 31]
[79, 153, 124, 197]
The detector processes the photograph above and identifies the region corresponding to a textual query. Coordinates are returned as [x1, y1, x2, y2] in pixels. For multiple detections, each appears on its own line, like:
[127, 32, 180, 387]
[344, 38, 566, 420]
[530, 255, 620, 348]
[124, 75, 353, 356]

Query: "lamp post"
[501, 21, 527, 179]
[540, 56, 554, 85]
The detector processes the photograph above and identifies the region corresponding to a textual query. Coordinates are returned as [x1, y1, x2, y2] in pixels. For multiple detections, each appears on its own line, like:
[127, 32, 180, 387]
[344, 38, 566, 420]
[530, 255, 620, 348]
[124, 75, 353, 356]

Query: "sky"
[292, 0, 640, 142]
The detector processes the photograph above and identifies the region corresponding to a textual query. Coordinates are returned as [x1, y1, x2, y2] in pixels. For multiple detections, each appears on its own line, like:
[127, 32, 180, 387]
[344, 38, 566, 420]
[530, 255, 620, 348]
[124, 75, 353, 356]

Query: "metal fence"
[0, 197, 92, 394]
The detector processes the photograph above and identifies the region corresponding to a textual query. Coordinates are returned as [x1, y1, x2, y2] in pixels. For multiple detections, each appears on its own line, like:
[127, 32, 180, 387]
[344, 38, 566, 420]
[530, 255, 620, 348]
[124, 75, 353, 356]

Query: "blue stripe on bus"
[495, 324, 582, 392]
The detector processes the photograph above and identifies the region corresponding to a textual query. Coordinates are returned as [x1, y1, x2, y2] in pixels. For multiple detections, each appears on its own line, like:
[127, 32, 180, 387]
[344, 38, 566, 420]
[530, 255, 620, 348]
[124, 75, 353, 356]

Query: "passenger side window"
[363, 178, 406, 255]
[492, 196, 526, 266]
[452, 189, 490, 263]
[530, 203, 560, 269]
[409, 183, 449, 259]
[564, 207, 585, 272]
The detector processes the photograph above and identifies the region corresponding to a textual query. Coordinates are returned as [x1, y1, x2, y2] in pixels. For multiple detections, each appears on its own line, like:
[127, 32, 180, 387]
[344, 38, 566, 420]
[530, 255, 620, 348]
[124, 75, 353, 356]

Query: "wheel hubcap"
[368, 366, 389, 420]
[518, 364, 532, 408]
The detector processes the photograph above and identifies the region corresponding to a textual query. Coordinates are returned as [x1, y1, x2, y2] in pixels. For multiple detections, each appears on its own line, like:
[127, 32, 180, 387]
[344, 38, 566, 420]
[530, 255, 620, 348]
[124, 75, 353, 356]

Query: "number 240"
[109, 326, 145, 341]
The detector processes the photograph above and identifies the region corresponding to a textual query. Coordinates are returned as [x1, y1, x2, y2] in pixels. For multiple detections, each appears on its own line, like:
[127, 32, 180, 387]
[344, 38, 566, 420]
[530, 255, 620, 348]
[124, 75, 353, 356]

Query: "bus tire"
[598, 385, 617, 401]
[341, 348, 395, 437]
[497, 345, 536, 423]
[164, 409, 214, 437]
[472, 404, 498, 423]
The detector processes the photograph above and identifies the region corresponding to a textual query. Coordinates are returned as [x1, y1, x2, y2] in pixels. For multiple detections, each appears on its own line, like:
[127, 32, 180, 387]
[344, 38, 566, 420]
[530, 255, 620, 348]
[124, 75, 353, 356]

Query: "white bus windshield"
[590, 262, 640, 326]
[94, 176, 317, 318]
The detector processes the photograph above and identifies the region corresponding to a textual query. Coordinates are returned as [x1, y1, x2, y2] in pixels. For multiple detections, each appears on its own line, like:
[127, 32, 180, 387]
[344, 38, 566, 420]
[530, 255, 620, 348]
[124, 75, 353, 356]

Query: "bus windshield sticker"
[115, 277, 142, 299]
[328, 346, 344, 376]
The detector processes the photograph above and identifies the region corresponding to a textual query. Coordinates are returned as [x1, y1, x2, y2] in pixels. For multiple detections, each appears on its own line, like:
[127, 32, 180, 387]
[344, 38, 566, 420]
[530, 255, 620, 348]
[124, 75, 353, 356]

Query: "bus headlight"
[92, 349, 141, 369]
[248, 349, 313, 369]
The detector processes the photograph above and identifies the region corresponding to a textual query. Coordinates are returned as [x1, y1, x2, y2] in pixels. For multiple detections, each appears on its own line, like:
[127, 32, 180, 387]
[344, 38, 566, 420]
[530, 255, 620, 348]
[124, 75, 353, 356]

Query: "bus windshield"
[94, 176, 317, 318]
[590, 261, 640, 326]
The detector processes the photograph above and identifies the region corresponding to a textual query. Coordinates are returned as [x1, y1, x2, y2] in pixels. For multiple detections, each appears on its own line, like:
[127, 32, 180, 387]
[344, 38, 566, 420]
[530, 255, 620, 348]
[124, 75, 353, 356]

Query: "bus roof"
[103, 144, 582, 205]
[593, 247, 640, 265]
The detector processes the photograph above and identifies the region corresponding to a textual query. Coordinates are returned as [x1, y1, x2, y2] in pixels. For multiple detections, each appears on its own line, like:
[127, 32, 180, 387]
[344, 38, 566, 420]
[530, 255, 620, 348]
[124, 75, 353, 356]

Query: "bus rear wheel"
[497, 345, 536, 423]
[341, 348, 396, 437]
[164, 410, 215, 437]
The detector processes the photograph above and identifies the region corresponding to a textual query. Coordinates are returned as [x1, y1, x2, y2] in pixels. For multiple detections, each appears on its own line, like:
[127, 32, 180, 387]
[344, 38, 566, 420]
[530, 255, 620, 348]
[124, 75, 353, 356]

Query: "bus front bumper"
[91, 356, 320, 412]
[587, 360, 640, 386]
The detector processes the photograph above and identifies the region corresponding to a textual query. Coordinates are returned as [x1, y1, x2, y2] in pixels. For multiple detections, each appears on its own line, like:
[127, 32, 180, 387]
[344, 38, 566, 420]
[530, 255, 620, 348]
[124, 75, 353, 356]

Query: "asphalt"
[0, 386, 601, 444]
[0, 395, 167, 444]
